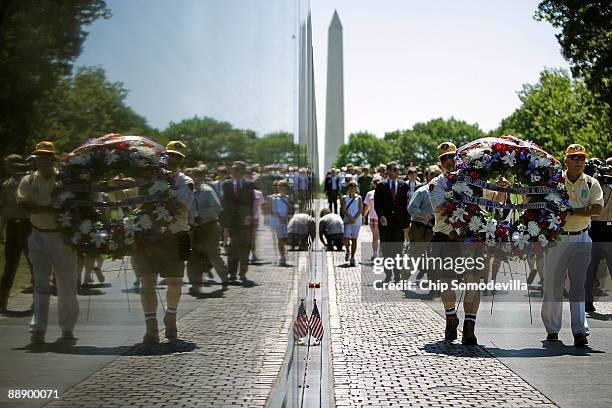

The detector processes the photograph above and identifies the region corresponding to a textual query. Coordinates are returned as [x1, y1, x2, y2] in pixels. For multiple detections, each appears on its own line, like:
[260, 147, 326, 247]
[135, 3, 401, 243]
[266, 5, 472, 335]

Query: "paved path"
[0, 226, 300, 408]
[327, 227, 612, 408]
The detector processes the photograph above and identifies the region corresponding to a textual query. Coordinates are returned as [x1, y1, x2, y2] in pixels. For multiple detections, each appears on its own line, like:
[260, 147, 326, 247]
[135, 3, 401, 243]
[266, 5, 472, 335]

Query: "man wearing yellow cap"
[131, 141, 194, 344]
[541, 144, 603, 347]
[428, 142, 481, 345]
[17, 141, 79, 344]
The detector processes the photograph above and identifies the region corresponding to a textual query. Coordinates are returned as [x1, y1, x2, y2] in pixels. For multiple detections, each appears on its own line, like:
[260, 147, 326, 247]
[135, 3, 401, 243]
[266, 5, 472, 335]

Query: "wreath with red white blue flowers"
[53, 134, 181, 259]
[443, 135, 570, 257]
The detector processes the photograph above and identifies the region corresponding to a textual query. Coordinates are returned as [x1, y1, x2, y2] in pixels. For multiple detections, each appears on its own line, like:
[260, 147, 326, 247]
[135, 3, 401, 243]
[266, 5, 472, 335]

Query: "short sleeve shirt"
[363, 190, 378, 220]
[429, 173, 453, 235]
[16, 171, 57, 229]
[168, 172, 194, 233]
[563, 172, 604, 232]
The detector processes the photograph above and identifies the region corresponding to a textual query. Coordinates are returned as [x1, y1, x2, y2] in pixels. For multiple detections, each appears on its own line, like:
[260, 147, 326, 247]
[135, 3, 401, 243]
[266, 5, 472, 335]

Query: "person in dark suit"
[220, 161, 255, 286]
[374, 161, 410, 282]
[324, 168, 341, 214]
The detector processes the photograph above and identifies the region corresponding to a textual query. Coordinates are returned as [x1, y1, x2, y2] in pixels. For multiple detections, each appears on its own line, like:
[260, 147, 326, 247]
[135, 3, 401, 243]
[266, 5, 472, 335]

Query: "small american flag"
[293, 299, 309, 339]
[309, 299, 324, 341]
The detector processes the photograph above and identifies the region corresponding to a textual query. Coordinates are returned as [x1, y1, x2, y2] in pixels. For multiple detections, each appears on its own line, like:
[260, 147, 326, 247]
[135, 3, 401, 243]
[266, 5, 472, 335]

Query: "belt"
[561, 227, 588, 235]
[32, 226, 60, 233]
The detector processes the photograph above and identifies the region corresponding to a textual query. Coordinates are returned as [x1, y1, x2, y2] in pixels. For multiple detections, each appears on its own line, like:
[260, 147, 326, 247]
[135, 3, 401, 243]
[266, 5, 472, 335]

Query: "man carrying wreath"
[132, 141, 194, 344]
[429, 142, 481, 345]
[17, 141, 79, 344]
[541, 144, 603, 347]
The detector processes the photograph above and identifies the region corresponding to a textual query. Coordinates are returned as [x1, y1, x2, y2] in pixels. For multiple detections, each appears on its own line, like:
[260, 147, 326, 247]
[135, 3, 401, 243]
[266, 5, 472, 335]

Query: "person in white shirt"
[269, 180, 291, 266]
[342, 181, 363, 267]
[362, 176, 382, 261]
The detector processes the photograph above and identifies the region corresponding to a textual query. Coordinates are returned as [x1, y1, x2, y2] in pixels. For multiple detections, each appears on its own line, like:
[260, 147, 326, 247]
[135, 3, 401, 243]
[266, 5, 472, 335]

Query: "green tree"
[495, 68, 611, 159]
[0, 0, 111, 158]
[393, 118, 485, 169]
[535, 1, 612, 113]
[334, 131, 391, 168]
[33, 66, 154, 151]
[251, 132, 305, 165]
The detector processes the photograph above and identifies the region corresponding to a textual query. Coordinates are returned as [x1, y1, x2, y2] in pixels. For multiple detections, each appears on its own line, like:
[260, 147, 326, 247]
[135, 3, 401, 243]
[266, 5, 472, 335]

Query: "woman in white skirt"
[342, 180, 363, 266]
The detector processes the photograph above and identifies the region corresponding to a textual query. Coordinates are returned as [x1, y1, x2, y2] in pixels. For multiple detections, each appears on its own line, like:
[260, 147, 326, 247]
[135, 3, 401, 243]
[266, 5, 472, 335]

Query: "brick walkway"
[328, 229, 556, 407]
[42, 229, 300, 408]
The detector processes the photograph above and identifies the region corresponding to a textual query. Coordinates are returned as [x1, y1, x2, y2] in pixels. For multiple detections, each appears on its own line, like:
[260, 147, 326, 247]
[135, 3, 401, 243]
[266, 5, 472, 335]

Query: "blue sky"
[77, 0, 569, 143]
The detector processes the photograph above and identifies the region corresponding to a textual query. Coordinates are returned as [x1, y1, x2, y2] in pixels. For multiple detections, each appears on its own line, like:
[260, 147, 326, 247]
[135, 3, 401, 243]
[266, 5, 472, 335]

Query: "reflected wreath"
[53, 134, 180, 258]
[443, 135, 571, 257]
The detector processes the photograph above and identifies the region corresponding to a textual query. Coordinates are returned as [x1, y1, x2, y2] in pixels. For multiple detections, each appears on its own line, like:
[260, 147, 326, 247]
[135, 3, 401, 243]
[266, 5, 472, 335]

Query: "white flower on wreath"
[473, 160, 484, 169]
[527, 221, 540, 237]
[479, 218, 498, 238]
[513, 232, 530, 250]
[154, 205, 172, 222]
[517, 223, 527, 232]
[57, 191, 75, 203]
[444, 191, 453, 200]
[465, 148, 486, 162]
[530, 173, 541, 183]
[148, 180, 170, 195]
[547, 215, 561, 230]
[452, 182, 473, 196]
[104, 150, 120, 165]
[544, 193, 562, 205]
[90, 231, 107, 248]
[485, 237, 496, 247]
[468, 216, 483, 232]
[59, 212, 72, 227]
[79, 219, 93, 234]
[538, 234, 549, 247]
[449, 208, 467, 223]
[68, 153, 90, 166]
[501, 150, 517, 167]
[535, 155, 552, 168]
[71, 232, 81, 245]
[137, 214, 153, 230]
[124, 217, 137, 235]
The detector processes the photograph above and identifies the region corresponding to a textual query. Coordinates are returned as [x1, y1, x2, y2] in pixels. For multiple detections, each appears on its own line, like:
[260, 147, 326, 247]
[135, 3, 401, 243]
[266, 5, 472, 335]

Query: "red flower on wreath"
[470, 172, 481, 180]
[496, 227, 507, 238]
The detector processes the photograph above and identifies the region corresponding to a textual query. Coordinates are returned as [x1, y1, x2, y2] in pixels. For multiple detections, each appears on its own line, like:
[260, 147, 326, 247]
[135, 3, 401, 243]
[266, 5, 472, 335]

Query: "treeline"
[0, 0, 304, 169]
[334, 68, 611, 170]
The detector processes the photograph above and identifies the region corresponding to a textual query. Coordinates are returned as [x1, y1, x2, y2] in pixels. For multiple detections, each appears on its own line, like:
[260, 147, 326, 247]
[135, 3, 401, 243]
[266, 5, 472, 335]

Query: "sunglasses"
[567, 155, 585, 161]
[388, 167, 399, 172]
[441, 154, 455, 162]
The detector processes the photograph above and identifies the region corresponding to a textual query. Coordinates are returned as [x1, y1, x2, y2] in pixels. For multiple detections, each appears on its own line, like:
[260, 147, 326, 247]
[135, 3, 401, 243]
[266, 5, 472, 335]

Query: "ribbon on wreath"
[456, 176, 560, 195]
[64, 191, 170, 208]
[455, 194, 560, 212]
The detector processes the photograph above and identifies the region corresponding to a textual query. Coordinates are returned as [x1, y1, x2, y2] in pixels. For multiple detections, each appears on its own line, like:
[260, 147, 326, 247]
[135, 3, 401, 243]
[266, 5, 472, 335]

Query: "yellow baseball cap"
[32, 141, 57, 155]
[166, 141, 187, 157]
[565, 144, 587, 157]
[437, 142, 457, 158]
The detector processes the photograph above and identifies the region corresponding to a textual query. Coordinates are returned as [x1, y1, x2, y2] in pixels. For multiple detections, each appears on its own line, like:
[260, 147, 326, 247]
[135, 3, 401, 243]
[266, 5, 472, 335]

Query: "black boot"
[445, 314, 459, 341]
[462, 320, 478, 345]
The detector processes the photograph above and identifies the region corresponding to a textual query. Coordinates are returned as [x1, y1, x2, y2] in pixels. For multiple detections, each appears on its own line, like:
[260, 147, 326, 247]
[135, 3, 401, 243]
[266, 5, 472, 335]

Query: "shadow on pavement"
[14, 339, 198, 356]
[421, 340, 492, 358]
[485, 341, 606, 357]
[1, 309, 33, 318]
[587, 312, 612, 321]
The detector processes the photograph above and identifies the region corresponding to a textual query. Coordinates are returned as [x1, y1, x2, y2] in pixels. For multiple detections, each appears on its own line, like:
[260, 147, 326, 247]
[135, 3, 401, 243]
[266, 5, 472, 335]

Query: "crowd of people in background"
[0, 140, 316, 344]
[0, 137, 610, 350]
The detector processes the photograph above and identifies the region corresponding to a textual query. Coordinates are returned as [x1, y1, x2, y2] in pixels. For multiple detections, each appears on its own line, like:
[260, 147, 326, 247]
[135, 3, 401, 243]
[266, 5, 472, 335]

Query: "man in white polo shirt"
[541, 144, 603, 347]
[18, 141, 79, 344]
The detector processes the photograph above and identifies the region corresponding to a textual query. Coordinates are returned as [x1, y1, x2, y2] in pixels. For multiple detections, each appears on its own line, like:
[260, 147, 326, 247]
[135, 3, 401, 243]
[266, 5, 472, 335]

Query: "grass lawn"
[0, 245, 32, 296]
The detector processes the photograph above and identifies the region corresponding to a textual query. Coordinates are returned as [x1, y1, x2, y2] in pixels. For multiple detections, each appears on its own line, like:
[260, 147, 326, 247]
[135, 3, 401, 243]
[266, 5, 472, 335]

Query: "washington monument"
[324, 10, 344, 173]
